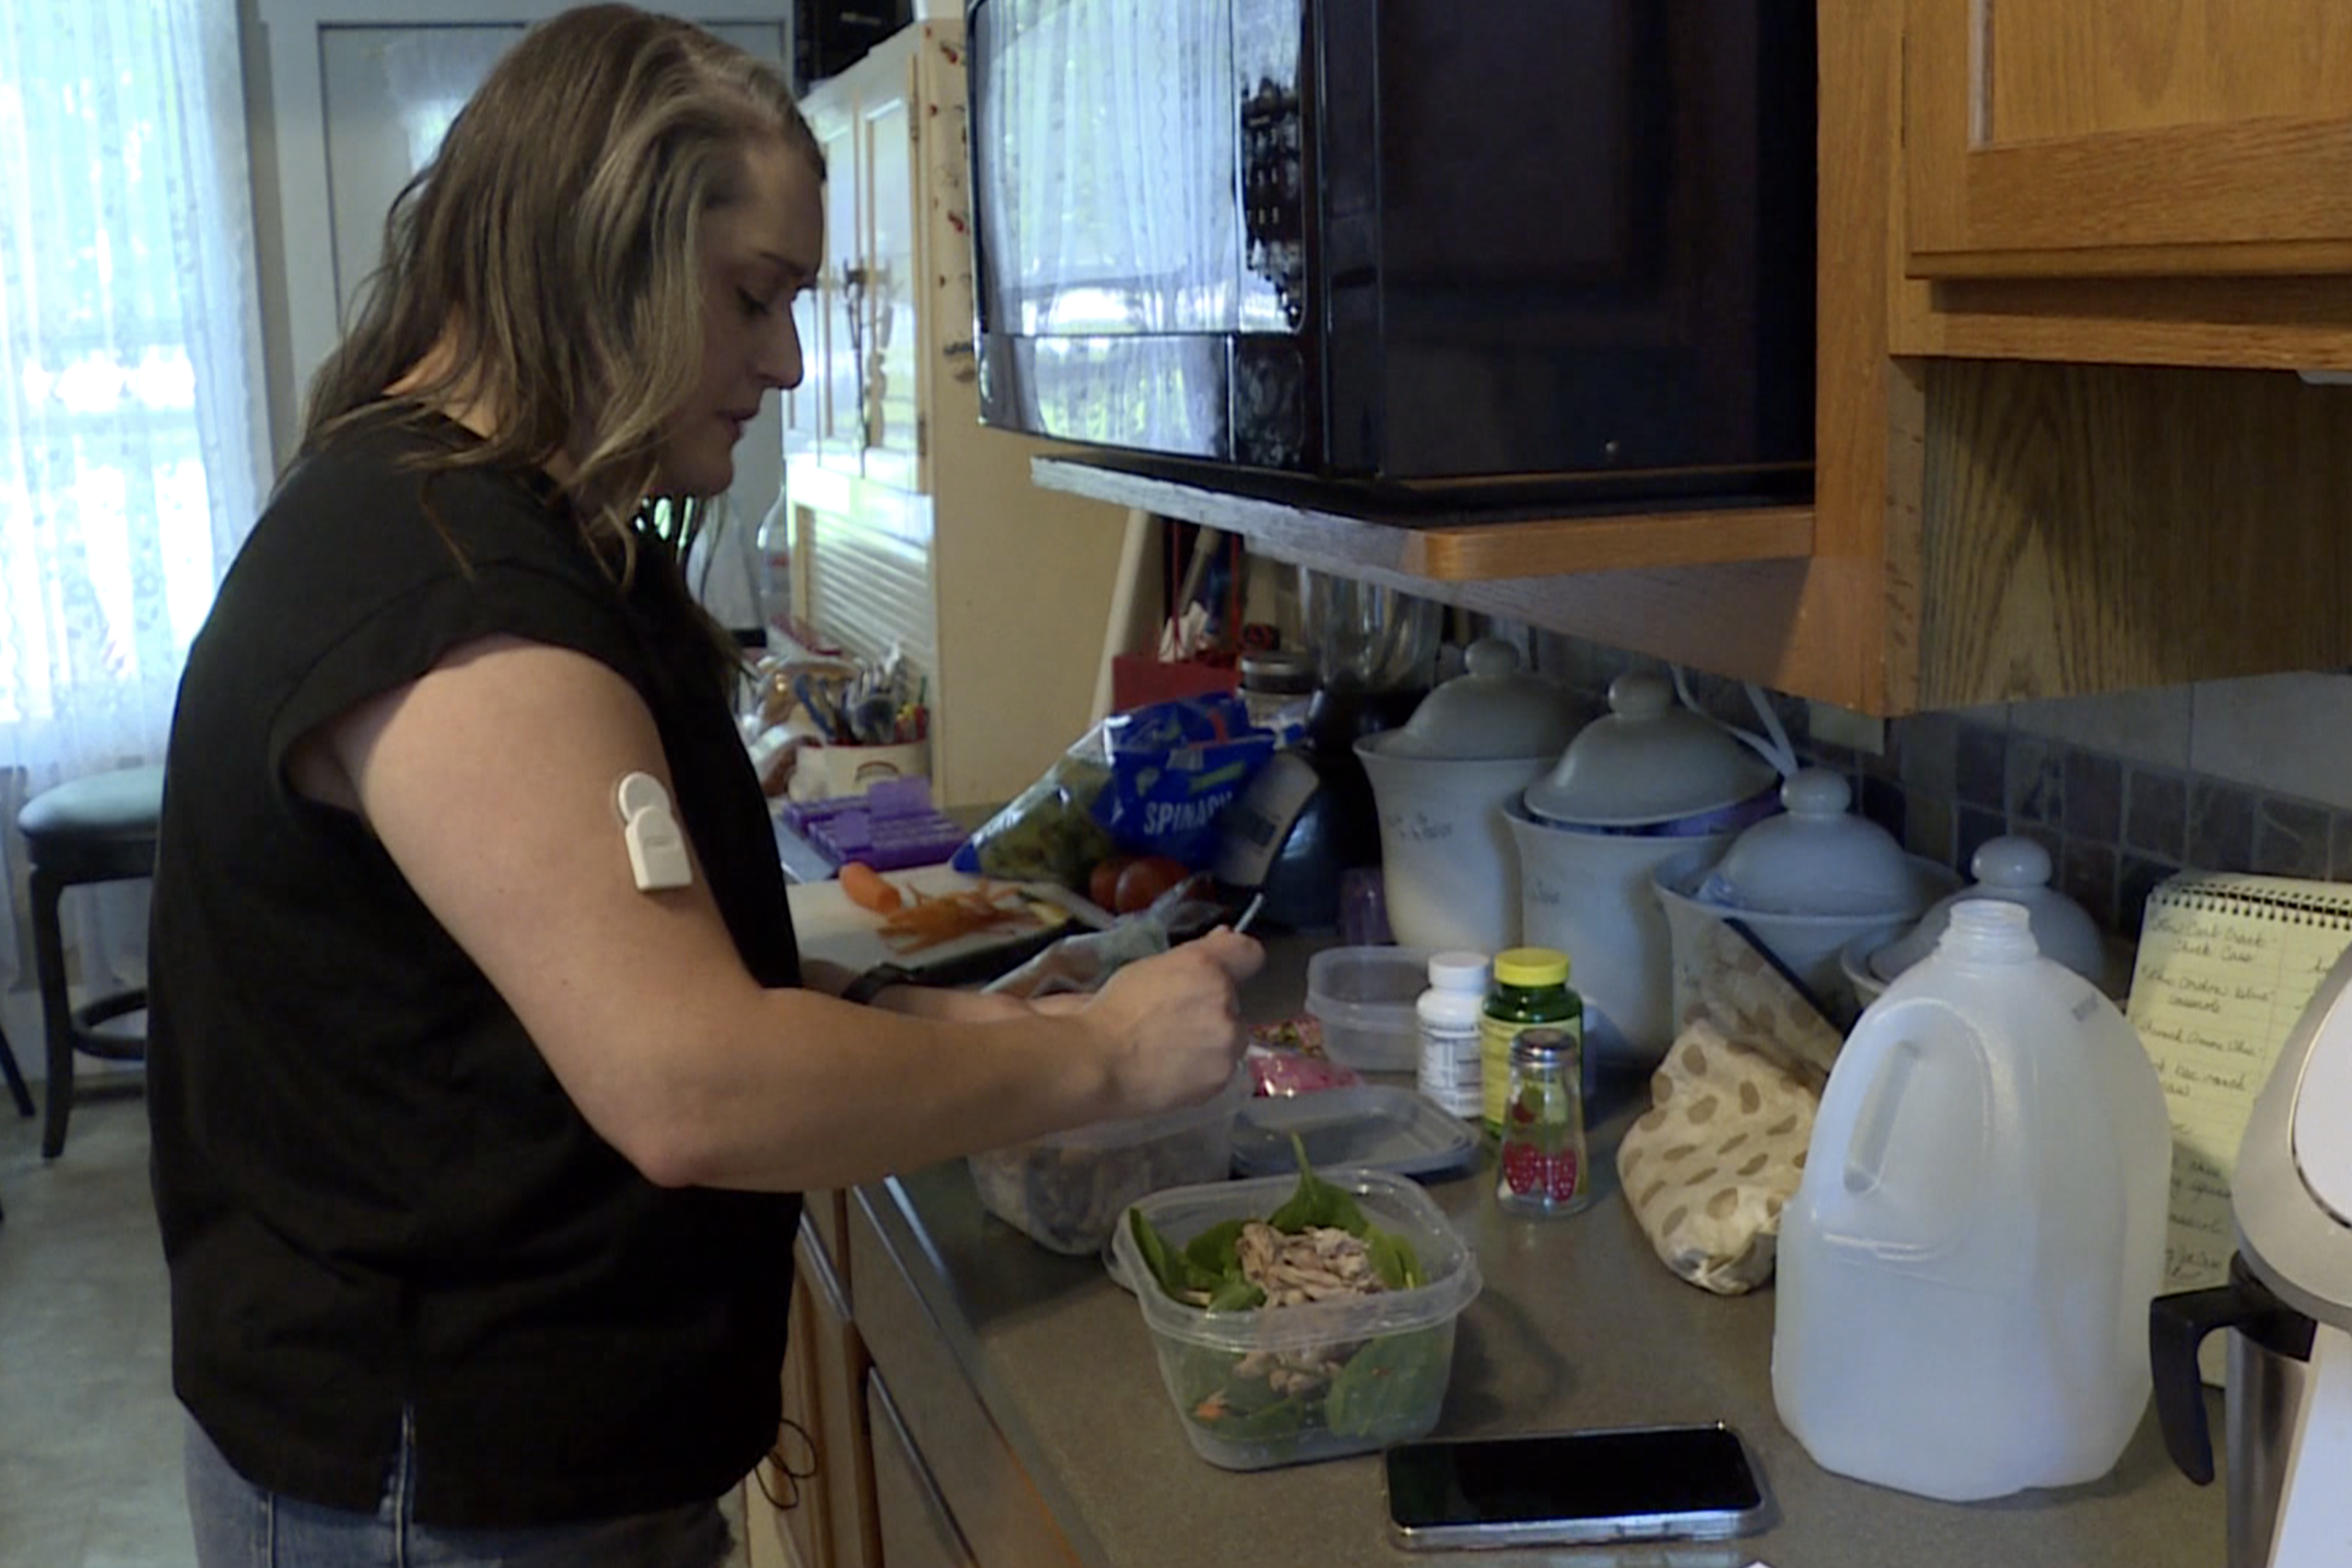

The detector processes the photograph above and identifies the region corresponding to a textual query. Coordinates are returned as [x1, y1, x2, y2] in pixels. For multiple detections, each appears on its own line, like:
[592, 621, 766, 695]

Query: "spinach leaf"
[1206, 1391, 1311, 1448]
[1127, 1208, 1209, 1299]
[1325, 1325, 1453, 1439]
[1266, 1134, 1370, 1236]
[1182, 1217, 1251, 1279]
[1366, 1226, 1424, 1290]
[1205, 1275, 1267, 1312]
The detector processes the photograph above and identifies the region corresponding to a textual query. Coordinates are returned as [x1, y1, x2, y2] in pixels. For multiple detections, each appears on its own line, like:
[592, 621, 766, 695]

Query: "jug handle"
[2149, 1283, 2269, 1485]
[1670, 666, 1800, 780]
[1842, 1037, 1920, 1196]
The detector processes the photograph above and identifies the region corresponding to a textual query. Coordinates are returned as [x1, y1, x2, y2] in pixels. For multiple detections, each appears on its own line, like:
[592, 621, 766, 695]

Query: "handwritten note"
[2126, 875, 2352, 1379]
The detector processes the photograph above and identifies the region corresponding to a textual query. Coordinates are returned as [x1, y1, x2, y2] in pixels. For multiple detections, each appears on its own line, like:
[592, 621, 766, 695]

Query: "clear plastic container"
[1307, 945, 1433, 1072]
[967, 1068, 1248, 1255]
[1110, 1168, 1483, 1470]
[1771, 902, 2172, 1501]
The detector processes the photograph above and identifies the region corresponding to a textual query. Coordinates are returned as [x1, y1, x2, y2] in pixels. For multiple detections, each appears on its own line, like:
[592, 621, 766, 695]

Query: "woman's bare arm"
[308, 635, 1261, 1192]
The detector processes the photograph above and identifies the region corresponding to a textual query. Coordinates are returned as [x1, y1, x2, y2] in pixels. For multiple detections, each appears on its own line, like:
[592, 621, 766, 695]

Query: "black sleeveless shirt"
[148, 413, 802, 1528]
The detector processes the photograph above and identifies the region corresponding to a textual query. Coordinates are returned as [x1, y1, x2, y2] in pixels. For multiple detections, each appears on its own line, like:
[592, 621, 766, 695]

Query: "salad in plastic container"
[1111, 1152, 1481, 1470]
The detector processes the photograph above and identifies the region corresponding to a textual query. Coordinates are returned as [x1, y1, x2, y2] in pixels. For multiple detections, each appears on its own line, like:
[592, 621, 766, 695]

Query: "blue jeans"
[183, 1412, 734, 1568]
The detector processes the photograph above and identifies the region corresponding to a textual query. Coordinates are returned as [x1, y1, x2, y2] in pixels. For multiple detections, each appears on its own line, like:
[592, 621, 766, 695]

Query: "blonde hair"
[302, 4, 820, 672]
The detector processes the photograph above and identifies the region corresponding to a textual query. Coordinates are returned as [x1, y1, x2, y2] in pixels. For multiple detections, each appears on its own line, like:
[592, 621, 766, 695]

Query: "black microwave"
[966, 0, 1816, 503]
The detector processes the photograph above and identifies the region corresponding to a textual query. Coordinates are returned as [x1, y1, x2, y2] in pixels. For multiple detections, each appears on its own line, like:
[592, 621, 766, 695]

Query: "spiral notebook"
[2126, 872, 2352, 1377]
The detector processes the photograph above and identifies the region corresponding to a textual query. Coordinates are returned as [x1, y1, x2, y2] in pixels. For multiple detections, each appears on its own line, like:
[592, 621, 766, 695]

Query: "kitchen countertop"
[850, 934, 2230, 1568]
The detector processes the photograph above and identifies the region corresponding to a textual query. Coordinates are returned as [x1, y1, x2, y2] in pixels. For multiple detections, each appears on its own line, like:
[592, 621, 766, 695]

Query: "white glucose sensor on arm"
[615, 771, 692, 891]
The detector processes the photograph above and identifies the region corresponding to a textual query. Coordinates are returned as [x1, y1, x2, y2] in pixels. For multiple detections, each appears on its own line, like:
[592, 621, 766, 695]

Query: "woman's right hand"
[1076, 927, 1264, 1117]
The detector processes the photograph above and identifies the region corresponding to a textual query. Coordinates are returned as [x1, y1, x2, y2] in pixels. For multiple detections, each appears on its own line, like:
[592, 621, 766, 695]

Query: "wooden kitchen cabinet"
[1037, 4, 2352, 716]
[779, 20, 1131, 809]
[1894, 0, 2352, 368]
[1905, 0, 2352, 281]
[747, 1218, 879, 1568]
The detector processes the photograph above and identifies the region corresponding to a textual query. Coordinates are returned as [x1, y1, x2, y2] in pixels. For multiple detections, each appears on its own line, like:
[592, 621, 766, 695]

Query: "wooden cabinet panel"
[1906, 0, 2352, 278]
[750, 1219, 879, 1568]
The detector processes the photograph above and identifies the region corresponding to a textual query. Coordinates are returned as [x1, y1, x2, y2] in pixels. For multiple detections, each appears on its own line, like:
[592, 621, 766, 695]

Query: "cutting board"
[787, 865, 1093, 982]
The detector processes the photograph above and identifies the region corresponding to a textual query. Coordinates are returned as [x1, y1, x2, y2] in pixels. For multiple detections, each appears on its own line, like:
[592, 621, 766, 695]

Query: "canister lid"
[1377, 639, 1577, 761]
[1702, 768, 1916, 916]
[1493, 947, 1570, 987]
[1522, 670, 1778, 826]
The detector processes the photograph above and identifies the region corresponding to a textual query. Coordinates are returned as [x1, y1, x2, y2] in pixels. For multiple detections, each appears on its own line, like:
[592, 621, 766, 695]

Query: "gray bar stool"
[18, 764, 164, 1158]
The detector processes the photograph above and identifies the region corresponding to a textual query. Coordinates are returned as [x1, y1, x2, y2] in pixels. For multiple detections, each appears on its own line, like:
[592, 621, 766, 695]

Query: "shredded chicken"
[1187, 1224, 1391, 1407]
[1234, 1221, 1383, 1308]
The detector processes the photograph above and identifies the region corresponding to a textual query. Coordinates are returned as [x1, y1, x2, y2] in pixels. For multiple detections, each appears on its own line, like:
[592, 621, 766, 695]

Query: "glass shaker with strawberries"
[1496, 1028, 1594, 1218]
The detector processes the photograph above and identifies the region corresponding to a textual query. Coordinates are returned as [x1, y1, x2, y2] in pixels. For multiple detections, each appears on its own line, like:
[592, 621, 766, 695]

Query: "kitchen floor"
[0, 1081, 754, 1568]
[0, 1086, 191, 1568]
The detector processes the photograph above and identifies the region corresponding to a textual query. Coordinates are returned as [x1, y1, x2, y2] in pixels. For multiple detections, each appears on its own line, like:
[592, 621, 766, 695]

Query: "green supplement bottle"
[1479, 947, 1581, 1139]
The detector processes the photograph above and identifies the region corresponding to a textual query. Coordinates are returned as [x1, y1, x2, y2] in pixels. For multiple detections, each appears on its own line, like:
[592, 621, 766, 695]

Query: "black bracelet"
[840, 963, 920, 1008]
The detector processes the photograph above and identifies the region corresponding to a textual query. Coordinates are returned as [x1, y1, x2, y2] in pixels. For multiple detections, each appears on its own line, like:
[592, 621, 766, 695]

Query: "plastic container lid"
[1493, 947, 1570, 988]
[1377, 639, 1577, 761]
[1700, 768, 1917, 917]
[1523, 671, 1779, 826]
[1870, 834, 2107, 984]
[1230, 1085, 1478, 1179]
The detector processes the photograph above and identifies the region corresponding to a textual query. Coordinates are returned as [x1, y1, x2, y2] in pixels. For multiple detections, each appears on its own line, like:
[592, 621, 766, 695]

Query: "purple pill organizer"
[781, 777, 969, 872]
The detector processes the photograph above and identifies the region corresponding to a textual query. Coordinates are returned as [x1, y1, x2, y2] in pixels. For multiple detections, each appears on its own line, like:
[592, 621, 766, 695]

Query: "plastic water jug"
[1771, 901, 2171, 1501]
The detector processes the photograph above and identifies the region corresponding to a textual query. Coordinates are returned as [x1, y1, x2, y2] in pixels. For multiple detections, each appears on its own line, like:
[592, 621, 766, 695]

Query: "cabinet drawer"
[756, 1217, 880, 1568]
[867, 1372, 980, 1568]
[848, 1187, 1084, 1568]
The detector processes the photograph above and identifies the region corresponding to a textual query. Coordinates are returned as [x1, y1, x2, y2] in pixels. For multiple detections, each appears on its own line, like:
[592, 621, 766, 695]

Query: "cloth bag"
[1616, 913, 1843, 1295]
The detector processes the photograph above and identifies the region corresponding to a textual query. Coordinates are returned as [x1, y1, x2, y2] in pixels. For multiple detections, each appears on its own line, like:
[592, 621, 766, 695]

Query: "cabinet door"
[858, 51, 924, 492]
[806, 94, 868, 476]
[866, 1374, 981, 1568]
[761, 1244, 832, 1568]
[1905, 0, 2352, 278]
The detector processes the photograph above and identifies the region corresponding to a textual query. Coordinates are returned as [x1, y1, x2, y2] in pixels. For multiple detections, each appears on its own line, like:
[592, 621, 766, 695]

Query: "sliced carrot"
[840, 861, 903, 914]
[875, 885, 1043, 953]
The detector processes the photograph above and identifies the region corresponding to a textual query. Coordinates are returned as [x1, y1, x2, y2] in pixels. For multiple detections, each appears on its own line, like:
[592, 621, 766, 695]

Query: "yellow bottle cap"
[1493, 947, 1570, 988]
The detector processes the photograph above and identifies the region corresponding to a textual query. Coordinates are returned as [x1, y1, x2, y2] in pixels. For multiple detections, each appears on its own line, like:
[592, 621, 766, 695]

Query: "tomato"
[1113, 855, 1192, 916]
[1087, 855, 1138, 912]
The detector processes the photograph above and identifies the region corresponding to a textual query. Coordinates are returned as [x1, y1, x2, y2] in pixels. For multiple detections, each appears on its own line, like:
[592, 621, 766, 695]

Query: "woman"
[147, 8, 1260, 1564]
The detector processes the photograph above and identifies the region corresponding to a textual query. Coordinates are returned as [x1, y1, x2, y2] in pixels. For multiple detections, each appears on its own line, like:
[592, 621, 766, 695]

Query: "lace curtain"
[0, 0, 267, 997]
[975, 0, 1237, 444]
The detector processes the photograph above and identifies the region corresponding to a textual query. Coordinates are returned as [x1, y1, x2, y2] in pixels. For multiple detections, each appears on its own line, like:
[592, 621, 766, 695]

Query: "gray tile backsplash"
[1522, 627, 2352, 942]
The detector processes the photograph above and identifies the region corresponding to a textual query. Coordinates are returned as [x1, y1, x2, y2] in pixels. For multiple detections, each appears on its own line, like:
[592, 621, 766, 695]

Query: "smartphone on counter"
[1382, 1422, 1772, 1550]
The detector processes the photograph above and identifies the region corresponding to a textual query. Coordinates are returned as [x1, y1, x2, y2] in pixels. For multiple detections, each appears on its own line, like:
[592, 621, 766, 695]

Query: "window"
[1, 0, 266, 994]
[0, 0, 267, 772]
